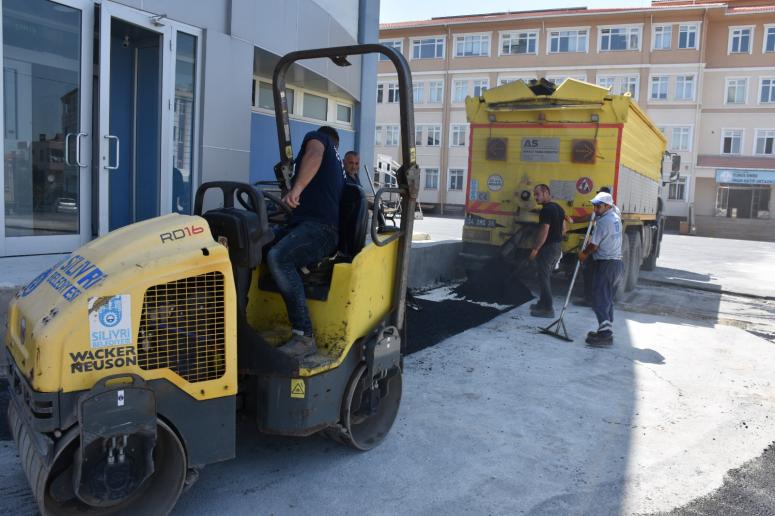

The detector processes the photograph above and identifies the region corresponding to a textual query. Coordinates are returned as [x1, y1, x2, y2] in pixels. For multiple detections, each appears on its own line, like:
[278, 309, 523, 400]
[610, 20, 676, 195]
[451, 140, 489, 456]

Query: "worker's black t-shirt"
[538, 202, 565, 244]
[291, 131, 345, 227]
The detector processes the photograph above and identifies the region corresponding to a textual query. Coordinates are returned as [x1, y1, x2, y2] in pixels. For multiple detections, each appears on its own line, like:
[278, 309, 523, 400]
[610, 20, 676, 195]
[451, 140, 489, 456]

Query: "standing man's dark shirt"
[291, 130, 345, 227]
[539, 202, 565, 244]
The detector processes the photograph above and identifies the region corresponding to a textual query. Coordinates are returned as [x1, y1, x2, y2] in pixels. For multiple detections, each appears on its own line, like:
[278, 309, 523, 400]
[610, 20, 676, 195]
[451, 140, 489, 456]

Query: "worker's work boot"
[279, 332, 318, 359]
[585, 330, 613, 347]
[530, 306, 555, 319]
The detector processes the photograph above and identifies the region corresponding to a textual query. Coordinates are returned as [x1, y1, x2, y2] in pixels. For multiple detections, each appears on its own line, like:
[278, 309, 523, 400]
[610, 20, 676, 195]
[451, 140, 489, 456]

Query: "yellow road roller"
[4, 44, 419, 515]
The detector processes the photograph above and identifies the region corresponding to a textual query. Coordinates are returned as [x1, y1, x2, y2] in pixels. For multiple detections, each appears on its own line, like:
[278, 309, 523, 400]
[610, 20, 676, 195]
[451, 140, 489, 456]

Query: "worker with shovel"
[578, 192, 624, 346]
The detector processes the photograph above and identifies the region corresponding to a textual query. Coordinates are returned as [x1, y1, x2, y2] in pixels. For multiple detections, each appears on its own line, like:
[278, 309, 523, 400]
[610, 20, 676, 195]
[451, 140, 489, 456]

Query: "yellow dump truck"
[462, 78, 674, 295]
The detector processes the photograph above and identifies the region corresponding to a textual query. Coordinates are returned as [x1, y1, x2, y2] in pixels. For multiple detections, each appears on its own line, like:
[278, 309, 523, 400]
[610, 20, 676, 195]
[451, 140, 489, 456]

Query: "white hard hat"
[591, 191, 614, 206]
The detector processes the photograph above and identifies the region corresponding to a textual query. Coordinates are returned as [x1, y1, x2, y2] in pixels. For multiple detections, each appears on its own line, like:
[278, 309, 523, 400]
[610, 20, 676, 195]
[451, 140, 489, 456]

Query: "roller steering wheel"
[237, 188, 292, 225]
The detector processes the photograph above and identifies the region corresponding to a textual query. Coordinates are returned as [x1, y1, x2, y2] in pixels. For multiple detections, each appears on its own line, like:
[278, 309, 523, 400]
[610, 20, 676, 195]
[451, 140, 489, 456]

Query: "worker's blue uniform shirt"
[290, 131, 345, 227]
[590, 207, 622, 260]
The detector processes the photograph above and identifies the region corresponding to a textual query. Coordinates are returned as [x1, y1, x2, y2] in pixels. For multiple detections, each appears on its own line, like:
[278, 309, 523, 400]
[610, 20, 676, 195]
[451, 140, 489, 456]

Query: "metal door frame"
[0, 0, 94, 256]
[97, 0, 173, 235]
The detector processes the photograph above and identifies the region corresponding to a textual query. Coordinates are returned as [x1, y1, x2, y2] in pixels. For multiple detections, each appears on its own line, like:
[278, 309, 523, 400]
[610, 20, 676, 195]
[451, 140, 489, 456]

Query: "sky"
[380, 0, 654, 23]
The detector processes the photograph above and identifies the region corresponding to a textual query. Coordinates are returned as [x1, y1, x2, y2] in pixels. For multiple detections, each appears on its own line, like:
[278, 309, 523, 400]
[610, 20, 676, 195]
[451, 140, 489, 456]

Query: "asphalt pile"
[452, 266, 534, 306]
[405, 267, 534, 355]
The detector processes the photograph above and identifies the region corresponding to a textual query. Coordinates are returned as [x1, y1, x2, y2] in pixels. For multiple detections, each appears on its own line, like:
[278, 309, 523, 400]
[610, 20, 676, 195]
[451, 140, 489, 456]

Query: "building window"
[376, 84, 383, 103]
[650, 76, 669, 100]
[455, 34, 490, 57]
[547, 74, 586, 86]
[448, 169, 464, 191]
[415, 126, 424, 146]
[678, 24, 698, 49]
[499, 77, 525, 86]
[375, 125, 383, 146]
[428, 81, 444, 103]
[453, 80, 468, 103]
[378, 40, 402, 60]
[472, 79, 489, 97]
[729, 27, 752, 54]
[424, 168, 439, 190]
[622, 76, 639, 99]
[597, 75, 639, 100]
[599, 26, 641, 51]
[426, 125, 441, 146]
[254, 80, 295, 114]
[725, 78, 747, 104]
[653, 25, 672, 50]
[387, 83, 400, 103]
[760, 78, 775, 103]
[668, 177, 686, 200]
[413, 82, 424, 104]
[385, 125, 400, 146]
[597, 76, 615, 90]
[412, 37, 445, 59]
[336, 104, 351, 123]
[549, 29, 588, 53]
[766, 27, 775, 53]
[722, 129, 743, 155]
[669, 126, 692, 151]
[450, 124, 468, 147]
[755, 129, 775, 155]
[303, 93, 327, 120]
[675, 75, 695, 101]
[500, 31, 538, 55]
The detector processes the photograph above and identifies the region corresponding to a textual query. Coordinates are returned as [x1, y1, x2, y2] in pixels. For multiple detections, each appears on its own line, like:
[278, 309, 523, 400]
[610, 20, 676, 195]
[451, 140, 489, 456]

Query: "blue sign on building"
[715, 169, 775, 185]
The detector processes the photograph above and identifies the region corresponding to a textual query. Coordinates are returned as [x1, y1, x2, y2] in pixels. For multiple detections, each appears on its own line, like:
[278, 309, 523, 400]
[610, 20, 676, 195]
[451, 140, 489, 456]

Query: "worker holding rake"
[578, 192, 624, 346]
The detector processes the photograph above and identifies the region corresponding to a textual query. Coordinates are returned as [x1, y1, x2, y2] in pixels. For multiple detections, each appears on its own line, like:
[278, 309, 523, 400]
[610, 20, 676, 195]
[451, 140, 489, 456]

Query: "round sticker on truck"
[487, 174, 504, 191]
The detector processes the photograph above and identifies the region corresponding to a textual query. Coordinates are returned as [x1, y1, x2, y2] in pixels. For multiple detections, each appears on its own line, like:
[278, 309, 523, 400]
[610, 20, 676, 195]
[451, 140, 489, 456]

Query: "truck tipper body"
[462, 78, 669, 293]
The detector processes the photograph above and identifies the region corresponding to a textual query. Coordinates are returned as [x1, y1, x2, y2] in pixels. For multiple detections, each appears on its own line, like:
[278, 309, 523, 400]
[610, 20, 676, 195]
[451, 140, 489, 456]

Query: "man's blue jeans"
[266, 221, 338, 335]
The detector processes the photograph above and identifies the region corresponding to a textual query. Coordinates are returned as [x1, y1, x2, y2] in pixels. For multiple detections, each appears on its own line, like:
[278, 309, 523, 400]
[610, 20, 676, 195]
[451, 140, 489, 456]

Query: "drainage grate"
[137, 272, 226, 383]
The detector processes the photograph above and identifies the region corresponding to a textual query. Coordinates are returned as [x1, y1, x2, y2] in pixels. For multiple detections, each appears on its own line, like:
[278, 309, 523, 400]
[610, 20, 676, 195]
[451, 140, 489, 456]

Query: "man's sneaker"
[279, 333, 318, 359]
[586, 331, 613, 347]
[530, 307, 555, 319]
[529, 302, 543, 311]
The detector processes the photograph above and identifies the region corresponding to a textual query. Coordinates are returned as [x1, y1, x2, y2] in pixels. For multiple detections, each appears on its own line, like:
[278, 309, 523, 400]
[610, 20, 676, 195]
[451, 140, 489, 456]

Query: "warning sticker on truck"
[521, 138, 560, 162]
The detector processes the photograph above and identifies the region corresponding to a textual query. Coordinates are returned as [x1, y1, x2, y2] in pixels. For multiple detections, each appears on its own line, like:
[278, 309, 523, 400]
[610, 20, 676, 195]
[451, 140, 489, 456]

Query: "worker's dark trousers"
[267, 221, 338, 335]
[592, 259, 624, 335]
[535, 242, 562, 310]
[582, 259, 597, 302]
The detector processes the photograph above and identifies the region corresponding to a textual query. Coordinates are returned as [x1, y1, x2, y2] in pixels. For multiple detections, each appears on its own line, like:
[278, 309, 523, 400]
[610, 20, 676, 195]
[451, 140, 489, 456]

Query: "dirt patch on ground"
[652, 441, 775, 516]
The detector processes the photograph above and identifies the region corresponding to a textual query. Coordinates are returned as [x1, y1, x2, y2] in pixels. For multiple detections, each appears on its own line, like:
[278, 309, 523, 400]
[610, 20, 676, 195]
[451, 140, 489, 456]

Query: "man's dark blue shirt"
[291, 131, 345, 227]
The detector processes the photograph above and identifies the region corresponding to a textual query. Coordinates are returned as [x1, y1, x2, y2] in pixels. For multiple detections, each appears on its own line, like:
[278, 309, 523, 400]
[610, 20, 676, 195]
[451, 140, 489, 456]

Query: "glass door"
[97, 1, 172, 234]
[0, 0, 93, 256]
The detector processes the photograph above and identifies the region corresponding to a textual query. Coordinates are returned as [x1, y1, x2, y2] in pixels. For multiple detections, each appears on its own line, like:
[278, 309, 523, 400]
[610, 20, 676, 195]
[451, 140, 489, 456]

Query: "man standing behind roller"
[528, 184, 565, 318]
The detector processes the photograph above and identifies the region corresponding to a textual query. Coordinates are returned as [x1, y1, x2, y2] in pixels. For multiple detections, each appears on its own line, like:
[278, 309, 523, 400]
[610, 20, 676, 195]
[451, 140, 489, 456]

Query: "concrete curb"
[408, 241, 464, 291]
[638, 277, 775, 301]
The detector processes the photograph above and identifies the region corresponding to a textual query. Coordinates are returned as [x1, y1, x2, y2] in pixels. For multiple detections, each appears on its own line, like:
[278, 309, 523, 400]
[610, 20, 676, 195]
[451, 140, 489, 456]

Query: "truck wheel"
[626, 232, 642, 291]
[642, 219, 662, 271]
[615, 233, 631, 301]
